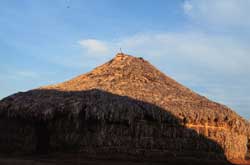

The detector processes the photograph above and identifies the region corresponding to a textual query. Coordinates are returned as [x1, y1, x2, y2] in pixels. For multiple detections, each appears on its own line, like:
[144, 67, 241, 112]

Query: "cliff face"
[0, 53, 249, 161]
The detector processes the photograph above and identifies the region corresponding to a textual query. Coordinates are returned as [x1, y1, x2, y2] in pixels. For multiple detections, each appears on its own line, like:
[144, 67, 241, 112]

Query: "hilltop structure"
[0, 53, 249, 162]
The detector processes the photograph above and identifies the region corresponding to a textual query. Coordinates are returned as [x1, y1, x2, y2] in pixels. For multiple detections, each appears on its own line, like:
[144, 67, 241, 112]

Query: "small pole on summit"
[119, 48, 123, 54]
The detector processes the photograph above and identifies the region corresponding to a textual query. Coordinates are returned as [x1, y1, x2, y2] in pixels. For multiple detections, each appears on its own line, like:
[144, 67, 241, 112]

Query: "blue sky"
[0, 0, 250, 119]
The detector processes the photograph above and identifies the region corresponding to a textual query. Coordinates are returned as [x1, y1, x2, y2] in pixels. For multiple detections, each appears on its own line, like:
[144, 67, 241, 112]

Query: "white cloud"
[78, 31, 250, 74]
[183, 1, 193, 14]
[114, 32, 250, 74]
[6, 70, 39, 80]
[78, 39, 109, 55]
[16, 71, 38, 78]
[183, 0, 250, 28]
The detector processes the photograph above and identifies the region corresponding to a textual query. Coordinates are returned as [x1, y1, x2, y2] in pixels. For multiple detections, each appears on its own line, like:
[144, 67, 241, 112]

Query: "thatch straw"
[0, 53, 249, 160]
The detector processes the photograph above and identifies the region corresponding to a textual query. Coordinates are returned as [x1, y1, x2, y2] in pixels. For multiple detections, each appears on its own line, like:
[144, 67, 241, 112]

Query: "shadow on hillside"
[0, 89, 234, 164]
[247, 139, 250, 160]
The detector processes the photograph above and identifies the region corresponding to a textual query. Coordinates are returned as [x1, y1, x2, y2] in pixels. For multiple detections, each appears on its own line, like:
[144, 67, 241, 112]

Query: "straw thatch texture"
[0, 53, 249, 161]
[247, 139, 250, 158]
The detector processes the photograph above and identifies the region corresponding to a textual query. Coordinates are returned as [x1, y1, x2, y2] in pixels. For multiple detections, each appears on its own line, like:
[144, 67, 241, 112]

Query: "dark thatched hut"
[0, 53, 249, 163]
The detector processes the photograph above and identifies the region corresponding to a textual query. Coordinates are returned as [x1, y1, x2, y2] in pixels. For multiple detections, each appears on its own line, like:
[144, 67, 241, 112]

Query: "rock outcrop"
[0, 53, 249, 162]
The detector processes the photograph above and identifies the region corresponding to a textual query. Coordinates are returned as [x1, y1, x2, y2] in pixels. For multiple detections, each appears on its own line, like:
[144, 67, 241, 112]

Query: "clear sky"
[1, 0, 249, 119]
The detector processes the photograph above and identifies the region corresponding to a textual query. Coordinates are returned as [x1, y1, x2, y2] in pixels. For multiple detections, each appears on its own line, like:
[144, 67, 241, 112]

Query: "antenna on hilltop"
[119, 48, 123, 54]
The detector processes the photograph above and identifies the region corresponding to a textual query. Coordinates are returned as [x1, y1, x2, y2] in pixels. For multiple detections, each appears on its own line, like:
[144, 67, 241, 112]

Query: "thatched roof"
[0, 53, 249, 136]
